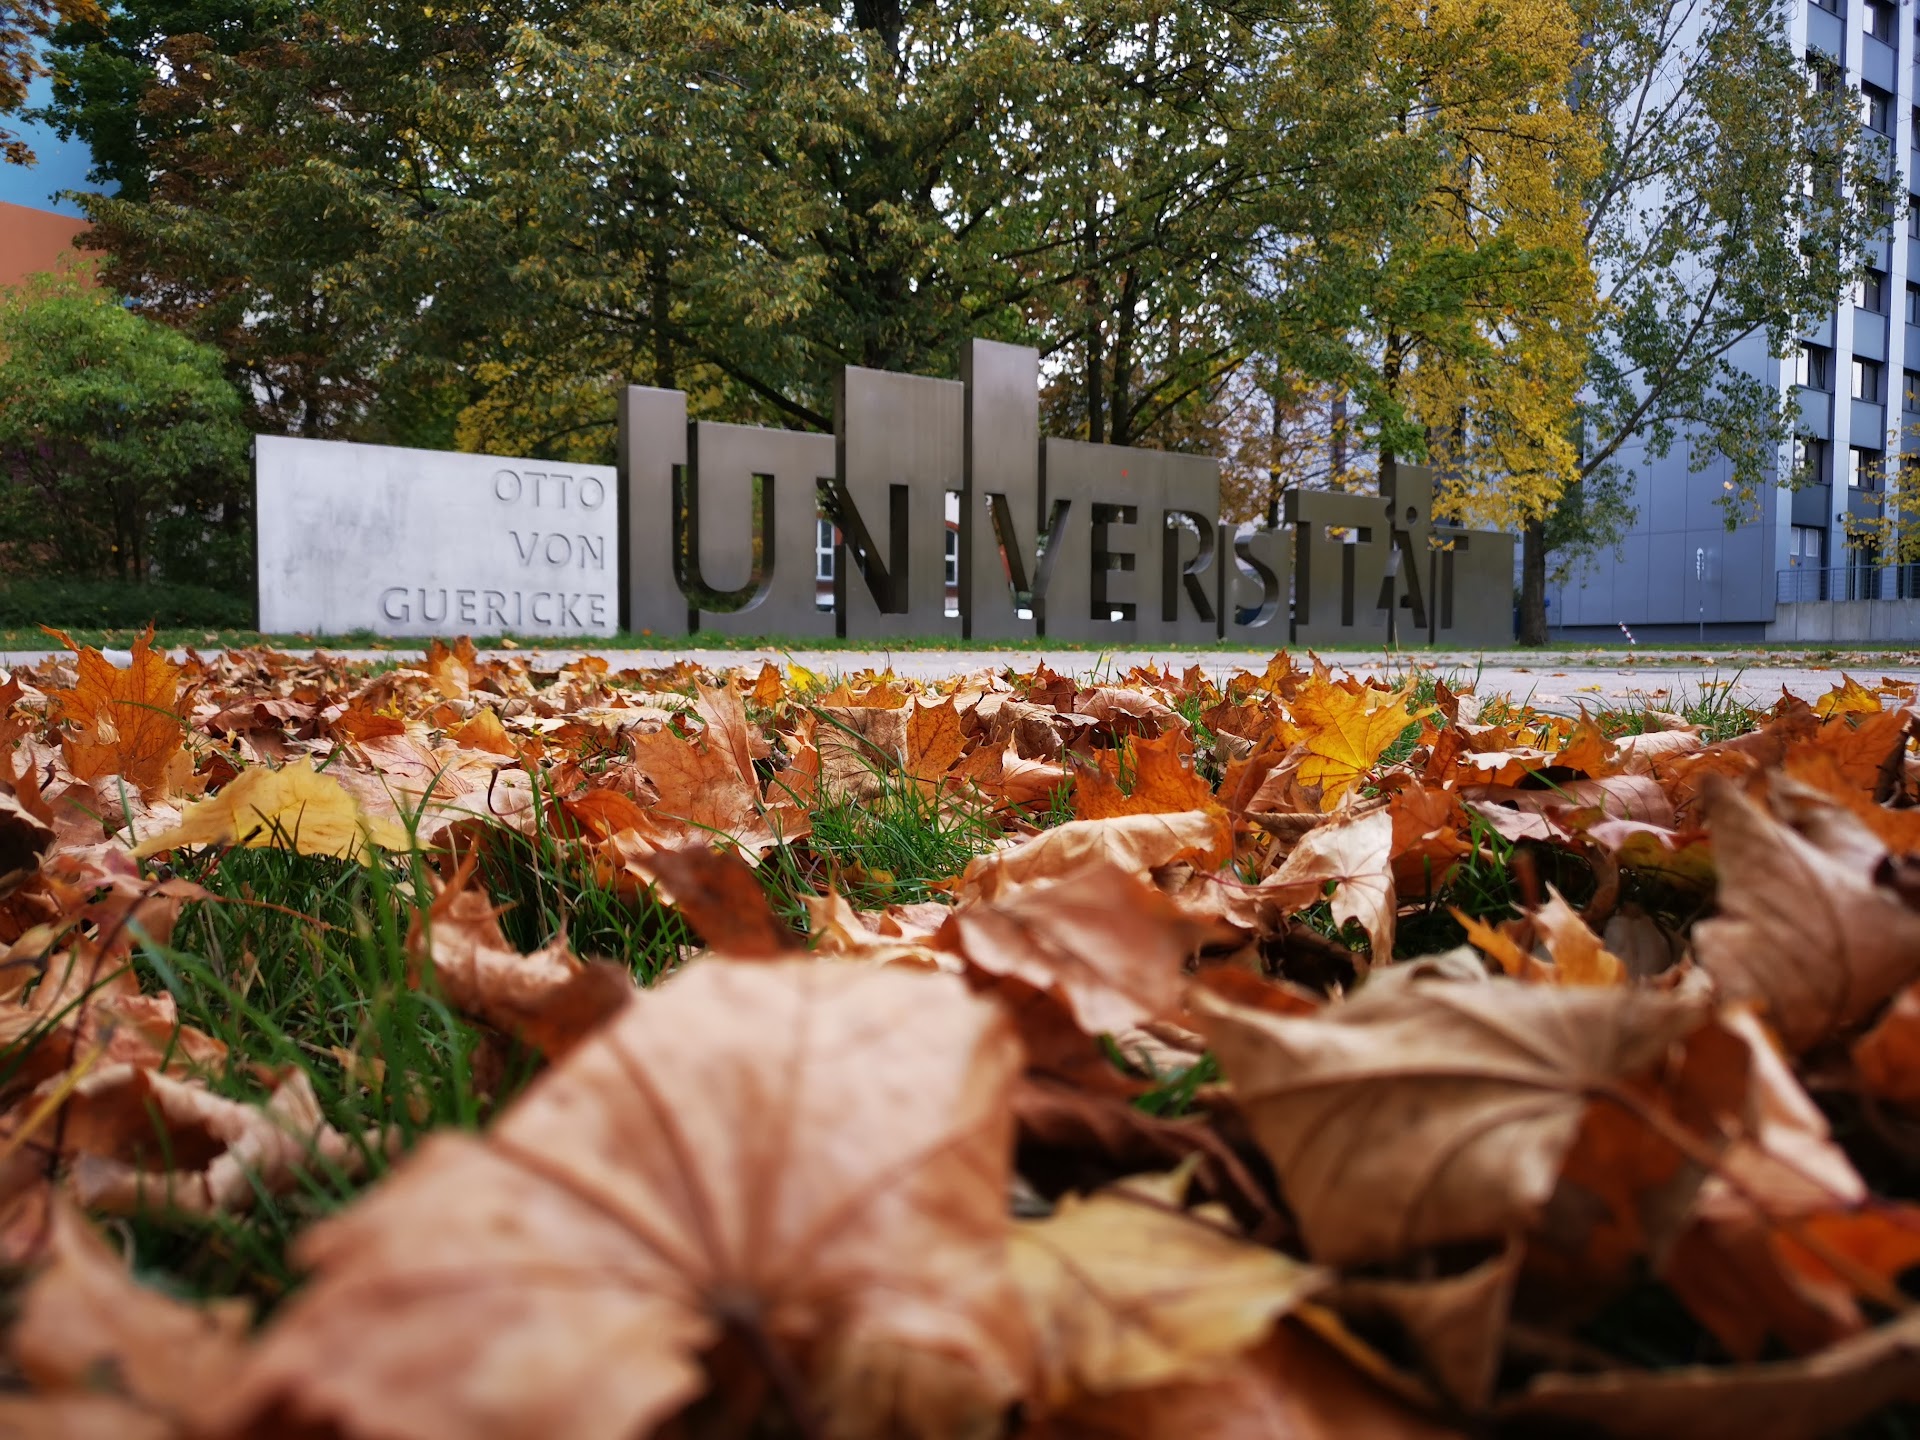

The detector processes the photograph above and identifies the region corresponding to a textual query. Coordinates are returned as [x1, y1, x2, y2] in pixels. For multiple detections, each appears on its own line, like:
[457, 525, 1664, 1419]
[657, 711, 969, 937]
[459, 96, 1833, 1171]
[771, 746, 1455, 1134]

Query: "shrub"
[0, 276, 251, 592]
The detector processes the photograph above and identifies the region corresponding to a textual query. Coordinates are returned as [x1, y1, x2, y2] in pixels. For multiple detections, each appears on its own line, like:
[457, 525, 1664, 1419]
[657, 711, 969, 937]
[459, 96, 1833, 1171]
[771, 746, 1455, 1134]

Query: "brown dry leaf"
[804, 889, 956, 971]
[44, 630, 187, 798]
[1531, 889, 1627, 986]
[130, 759, 410, 861]
[211, 962, 1031, 1440]
[1693, 777, 1920, 1052]
[627, 722, 809, 854]
[1328, 1242, 1521, 1410]
[447, 707, 518, 757]
[694, 680, 767, 786]
[408, 869, 635, 1057]
[1854, 982, 1920, 1106]
[1387, 784, 1471, 899]
[1072, 732, 1216, 823]
[951, 742, 1069, 809]
[1265, 806, 1395, 960]
[1499, 1308, 1920, 1440]
[67, 1066, 380, 1220]
[624, 843, 799, 957]
[8, 1202, 247, 1434]
[905, 696, 970, 792]
[945, 861, 1205, 1036]
[421, 637, 479, 699]
[815, 703, 909, 803]
[1021, 1322, 1465, 1439]
[1012, 1167, 1326, 1408]
[0, 784, 53, 896]
[1617, 728, 1705, 774]
[1194, 978, 1712, 1266]
[1075, 686, 1177, 737]
[960, 811, 1232, 901]
[1291, 682, 1415, 809]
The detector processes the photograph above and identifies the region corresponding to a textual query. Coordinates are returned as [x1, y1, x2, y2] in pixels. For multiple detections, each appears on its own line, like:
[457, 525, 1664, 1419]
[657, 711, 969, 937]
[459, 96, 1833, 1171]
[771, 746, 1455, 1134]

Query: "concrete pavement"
[7, 644, 1918, 715]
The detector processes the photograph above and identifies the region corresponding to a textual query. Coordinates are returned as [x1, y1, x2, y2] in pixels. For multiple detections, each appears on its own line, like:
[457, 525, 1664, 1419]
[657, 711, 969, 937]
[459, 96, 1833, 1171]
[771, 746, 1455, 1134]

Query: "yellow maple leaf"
[1814, 674, 1881, 719]
[132, 759, 410, 861]
[1291, 683, 1415, 809]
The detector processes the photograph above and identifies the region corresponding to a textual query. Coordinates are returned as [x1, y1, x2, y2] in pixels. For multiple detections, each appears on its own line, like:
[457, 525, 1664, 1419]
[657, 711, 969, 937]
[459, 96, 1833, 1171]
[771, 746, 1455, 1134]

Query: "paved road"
[8, 644, 1918, 714]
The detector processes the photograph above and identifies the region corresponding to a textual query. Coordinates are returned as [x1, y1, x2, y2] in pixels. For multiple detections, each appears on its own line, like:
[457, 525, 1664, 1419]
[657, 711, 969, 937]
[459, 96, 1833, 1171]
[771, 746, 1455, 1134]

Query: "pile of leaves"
[0, 630, 1917, 1439]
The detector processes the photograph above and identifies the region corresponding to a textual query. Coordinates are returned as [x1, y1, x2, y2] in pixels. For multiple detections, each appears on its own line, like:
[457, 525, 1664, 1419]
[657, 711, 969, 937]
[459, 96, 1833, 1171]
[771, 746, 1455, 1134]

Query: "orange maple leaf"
[43, 626, 188, 797]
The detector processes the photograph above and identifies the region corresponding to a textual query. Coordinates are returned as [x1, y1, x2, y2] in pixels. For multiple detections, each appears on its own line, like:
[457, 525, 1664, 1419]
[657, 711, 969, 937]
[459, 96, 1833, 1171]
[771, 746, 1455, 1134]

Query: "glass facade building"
[1549, 0, 1918, 639]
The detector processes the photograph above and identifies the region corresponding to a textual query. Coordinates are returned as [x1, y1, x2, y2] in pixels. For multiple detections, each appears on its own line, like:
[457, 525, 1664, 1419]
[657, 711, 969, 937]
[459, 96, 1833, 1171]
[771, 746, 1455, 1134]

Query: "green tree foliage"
[0, 278, 249, 587]
[1518, 0, 1891, 642]
[48, 0, 1438, 468]
[37, 0, 281, 199]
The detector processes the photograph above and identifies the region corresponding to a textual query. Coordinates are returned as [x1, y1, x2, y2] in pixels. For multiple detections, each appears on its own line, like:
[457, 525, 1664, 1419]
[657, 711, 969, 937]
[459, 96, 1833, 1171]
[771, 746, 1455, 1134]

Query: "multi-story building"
[0, 60, 95, 288]
[1549, 0, 1917, 641]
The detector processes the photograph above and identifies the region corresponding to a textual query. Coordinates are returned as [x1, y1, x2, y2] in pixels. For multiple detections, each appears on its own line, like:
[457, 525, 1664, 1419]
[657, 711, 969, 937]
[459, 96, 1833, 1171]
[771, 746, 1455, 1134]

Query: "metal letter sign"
[257, 341, 1516, 644]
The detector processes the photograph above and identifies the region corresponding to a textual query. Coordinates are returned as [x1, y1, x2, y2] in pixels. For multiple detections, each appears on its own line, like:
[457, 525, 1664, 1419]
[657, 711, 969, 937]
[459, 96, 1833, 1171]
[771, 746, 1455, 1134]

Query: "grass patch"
[123, 845, 503, 1304]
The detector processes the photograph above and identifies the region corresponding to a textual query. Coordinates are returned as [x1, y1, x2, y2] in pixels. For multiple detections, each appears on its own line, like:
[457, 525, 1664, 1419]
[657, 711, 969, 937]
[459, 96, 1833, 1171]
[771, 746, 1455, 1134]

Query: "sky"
[0, 74, 101, 218]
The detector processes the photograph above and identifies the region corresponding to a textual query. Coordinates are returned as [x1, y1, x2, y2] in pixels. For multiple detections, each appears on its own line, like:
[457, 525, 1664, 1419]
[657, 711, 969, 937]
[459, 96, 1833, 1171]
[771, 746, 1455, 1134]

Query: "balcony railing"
[1777, 563, 1920, 602]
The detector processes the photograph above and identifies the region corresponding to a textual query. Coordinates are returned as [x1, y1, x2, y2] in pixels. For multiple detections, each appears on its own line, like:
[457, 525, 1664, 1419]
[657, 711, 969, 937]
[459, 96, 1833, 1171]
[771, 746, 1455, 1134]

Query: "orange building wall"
[0, 200, 92, 289]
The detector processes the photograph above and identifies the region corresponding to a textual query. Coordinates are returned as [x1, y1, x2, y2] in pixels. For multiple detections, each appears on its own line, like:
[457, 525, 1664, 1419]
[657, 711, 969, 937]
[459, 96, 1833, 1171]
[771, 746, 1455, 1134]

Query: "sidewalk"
[7, 644, 1912, 713]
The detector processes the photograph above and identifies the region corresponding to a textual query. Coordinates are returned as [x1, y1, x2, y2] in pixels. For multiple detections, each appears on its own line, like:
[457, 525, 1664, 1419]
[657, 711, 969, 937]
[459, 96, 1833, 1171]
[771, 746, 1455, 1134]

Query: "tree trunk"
[1519, 517, 1548, 644]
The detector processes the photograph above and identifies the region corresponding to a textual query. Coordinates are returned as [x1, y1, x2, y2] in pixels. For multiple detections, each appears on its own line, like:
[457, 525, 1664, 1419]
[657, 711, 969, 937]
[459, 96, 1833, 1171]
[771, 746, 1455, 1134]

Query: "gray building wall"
[1549, 0, 1911, 640]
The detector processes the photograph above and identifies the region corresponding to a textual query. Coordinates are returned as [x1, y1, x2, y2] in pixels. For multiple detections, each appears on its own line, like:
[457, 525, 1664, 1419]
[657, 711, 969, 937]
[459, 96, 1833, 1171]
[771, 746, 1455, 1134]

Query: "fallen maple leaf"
[6, 1201, 247, 1435]
[1263, 805, 1396, 959]
[905, 695, 971, 794]
[0, 784, 53, 896]
[1021, 1322, 1464, 1438]
[1194, 978, 1712, 1266]
[1012, 1165, 1326, 1408]
[1853, 982, 1920, 1107]
[623, 843, 800, 957]
[1499, 1308, 1920, 1440]
[408, 868, 635, 1057]
[961, 811, 1231, 901]
[1291, 682, 1415, 809]
[1814, 674, 1881, 719]
[131, 759, 409, 862]
[210, 961, 1031, 1440]
[1693, 777, 1920, 1052]
[44, 628, 187, 798]
[944, 861, 1206, 1036]
[1530, 889, 1627, 986]
[66, 1066, 380, 1220]
[1071, 731, 1216, 823]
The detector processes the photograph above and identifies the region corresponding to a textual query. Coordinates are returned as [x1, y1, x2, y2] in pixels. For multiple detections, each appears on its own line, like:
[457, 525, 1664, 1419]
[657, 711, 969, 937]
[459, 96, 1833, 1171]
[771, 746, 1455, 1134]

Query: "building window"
[1799, 343, 1834, 390]
[944, 527, 958, 587]
[1909, 198, 1920, 238]
[1867, 0, 1897, 43]
[1855, 356, 1885, 401]
[1851, 446, 1884, 488]
[815, 518, 835, 582]
[1908, 284, 1920, 323]
[1907, 370, 1920, 413]
[1864, 83, 1894, 136]
[1857, 268, 1889, 313]
[1811, 0, 1842, 16]
[1790, 525, 1827, 569]
[1797, 437, 1833, 484]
